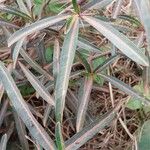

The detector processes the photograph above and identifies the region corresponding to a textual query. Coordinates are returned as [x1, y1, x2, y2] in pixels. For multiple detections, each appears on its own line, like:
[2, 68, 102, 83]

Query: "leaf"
[0, 61, 56, 150]
[0, 4, 31, 20]
[82, 16, 149, 66]
[12, 38, 25, 68]
[76, 75, 93, 132]
[0, 134, 7, 150]
[0, 99, 9, 127]
[65, 105, 120, 150]
[0, 19, 20, 28]
[8, 14, 70, 46]
[78, 37, 101, 53]
[13, 111, 29, 150]
[19, 62, 55, 106]
[118, 15, 141, 27]
[16, 0, 31, 16]
[35, 35, 46, 65]
[20, 49, 54, 80]
[94, 54, 118, 73]
[126, 98, 142, 110]
[82, 0, 114, 11]
[43, 104, 53, 127]
[138, 120, 150, 150]
[135, 0, 150, 48]
[55, 122, 65, 150]
[55, 15, 79, 122]
[25, 0, 32, 11]
[98, 73, 150, 105]
[45, 46, 53, 63]
[53, 38, 60, 78]
[76, 51, 91, 72]
[0, 83, 4, 103]
[72, 0, 80, 13]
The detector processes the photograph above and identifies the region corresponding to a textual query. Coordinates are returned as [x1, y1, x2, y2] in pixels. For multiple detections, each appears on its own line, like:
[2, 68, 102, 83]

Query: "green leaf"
[98, 73, 150, 105]
[76, 75, 93, 132]
[0, 4, 31, 20]
[126, 98, 142, 110]
[53, 38, 60, 78]
[20, 49, 54, 80]
[0, 61, 56, 150]
[94, 54, 118, 73]
[72, 0, 80, 13]
[55, 122, 65, 150]
[0, 134, 7, 150]
[0, 19, 20, 29]
[82, 16, 149, 66]
[45, 46, 53, 63]
[65, 105, 121, 150]
[92, 56, 106, 70]
[13, 111, 29, 150]
[19, 84, 35, 96]
[138, 120, 150, 150]
[76, 51, 91, 73]
[78, 37, 101, 53]
[118, 15, 141, 27]
[16, 0, 31, 16]
[82, 0, 113, 11]
[93, 74, 104, 86]
[48, 2, 65, 14]
[12, 38, 25, 68]
[19, 62, 55, 106]
[8, 14, 70, 46]
[55, 15, 79, 122]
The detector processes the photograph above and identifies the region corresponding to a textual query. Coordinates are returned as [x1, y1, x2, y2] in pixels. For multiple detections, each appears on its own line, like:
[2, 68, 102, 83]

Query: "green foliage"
[126, 82, 150, 112]
[19, 84, 35, 96]
[45, 46, 53, 63]
[138, 120, 150, 150]
[0, 0, 150, 149]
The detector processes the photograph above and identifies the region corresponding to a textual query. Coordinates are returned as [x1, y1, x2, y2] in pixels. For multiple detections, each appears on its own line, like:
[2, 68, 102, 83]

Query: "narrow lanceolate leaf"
[65, 105, 120, 150]
[12, 38, 25, 68]
[0, 4, 31, 20]
[0, 134, 7, 150]
[82, 16, 149, 66]
[55, 122, 65, 150]
[82, 0, 114, 11]
[16, 0, 31, 16]
[20, 49, 54, 80]
[13, 111, 29, 150]
[94, 54, 119, 73]
[8, 14, 70, 46]
[72, 0, 80, 13]
[76, 51, 91, 73]
[0, 19, 20, 29]
[19, 62, 55, 106]
[78, 37, 101, 53]
[53, 38, 60, 78]
[76, 75, 93, 132]
[0, 99, 9, 127]
[138, 120, 150, 150]
[55, 16, 79, 122]
[25, 0, 32, 11]
[138, 1, 150, 50]
[0, 61, 56, 150]
[0, 83, 4, 103]
[98, 73, 150, 105]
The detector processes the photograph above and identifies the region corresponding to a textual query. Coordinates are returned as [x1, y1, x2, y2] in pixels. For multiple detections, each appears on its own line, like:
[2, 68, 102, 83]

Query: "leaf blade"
[55, 15, 79, 122]
[8, 14, 70, 46]
[0, 61, 56, 150]
[19, 62, 55, 106]
[65, 105, 120, 150]
[82, 16, 149, 66]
